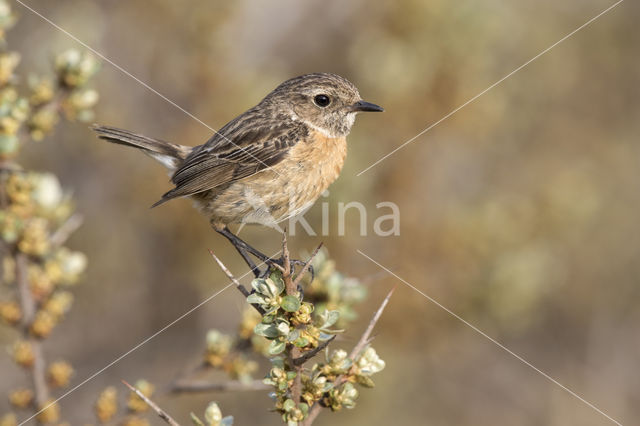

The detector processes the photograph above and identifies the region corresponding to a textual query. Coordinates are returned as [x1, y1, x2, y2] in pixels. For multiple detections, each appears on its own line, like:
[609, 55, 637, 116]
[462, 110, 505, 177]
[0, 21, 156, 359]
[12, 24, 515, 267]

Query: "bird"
[92, 72, 383, 276]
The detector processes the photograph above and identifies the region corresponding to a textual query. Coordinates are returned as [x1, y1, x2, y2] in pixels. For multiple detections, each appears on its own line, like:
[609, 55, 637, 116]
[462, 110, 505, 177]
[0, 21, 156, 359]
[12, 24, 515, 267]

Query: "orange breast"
[281, 133, 346, 208]
[201, 131, 347, 226]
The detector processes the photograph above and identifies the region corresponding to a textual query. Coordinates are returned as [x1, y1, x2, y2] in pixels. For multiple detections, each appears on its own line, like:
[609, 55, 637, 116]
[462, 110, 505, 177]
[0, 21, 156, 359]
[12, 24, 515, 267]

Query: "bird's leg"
[233, 246, 261, 279]
[215, 226, 269, 278]
[214, 226, 315, 282]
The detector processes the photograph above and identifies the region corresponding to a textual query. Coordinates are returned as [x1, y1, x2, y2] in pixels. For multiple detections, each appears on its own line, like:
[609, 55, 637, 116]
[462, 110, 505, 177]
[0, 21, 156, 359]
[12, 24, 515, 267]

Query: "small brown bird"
[93, 72, 383, 276]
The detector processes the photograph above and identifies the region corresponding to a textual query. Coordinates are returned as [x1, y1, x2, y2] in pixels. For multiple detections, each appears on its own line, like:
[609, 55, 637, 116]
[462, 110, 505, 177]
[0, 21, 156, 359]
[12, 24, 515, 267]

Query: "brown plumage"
[92, 72, 383, 275]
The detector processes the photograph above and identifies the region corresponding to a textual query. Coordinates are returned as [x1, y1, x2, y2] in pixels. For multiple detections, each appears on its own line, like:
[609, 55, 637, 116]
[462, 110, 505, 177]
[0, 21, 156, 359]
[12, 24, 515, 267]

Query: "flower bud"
[47, 360, 74, 387]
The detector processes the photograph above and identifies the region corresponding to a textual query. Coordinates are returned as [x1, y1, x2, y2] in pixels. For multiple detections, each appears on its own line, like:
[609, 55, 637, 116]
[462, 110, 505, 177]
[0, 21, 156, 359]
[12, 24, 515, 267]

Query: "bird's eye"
[313, 94, 331, 107]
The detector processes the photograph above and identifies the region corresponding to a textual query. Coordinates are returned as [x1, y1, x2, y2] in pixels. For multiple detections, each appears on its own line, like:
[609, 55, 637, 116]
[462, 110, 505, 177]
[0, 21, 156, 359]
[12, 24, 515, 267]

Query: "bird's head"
[263, 73, 383, 137]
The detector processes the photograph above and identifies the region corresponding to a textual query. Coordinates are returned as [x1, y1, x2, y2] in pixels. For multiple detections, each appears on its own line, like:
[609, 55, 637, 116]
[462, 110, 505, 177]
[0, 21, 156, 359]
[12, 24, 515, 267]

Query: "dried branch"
[348, 286, 395, 361]
[208, 250, 250, 297]
[278, 232, 305, 406]
[292, 243, 323, 287]
[50, 213, 83, 247]
[303, 401, 323, 426]
[209, 250, 265, 315]
[171, 379, 270, 394]
[122, 380, 181, 426]
[16, 252, 35, 327]
[289, 347, 303, 405]
[303, 288, 395, 426]
[281, 231, 296, 296]
[15, 251, 50, 408]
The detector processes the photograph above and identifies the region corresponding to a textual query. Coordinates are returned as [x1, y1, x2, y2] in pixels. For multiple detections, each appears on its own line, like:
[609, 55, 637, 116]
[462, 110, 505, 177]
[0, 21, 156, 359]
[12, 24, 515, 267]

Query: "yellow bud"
[228, 357, 258, 381]
[94, 386, 117, 423]
[29, 78, 54, 106]
[36, 399, 60, 424]
[0, 116, 19, 135]
[9, 388, 33, 408]
[6, 174, 32, 206]
[44, 259, 63, 284]
[19, 218, 50, 257]
[47, 361, 74, 388]
[28, 109, 59, 140]
[121, 416, 150, 426]
[0, 52, 20, 85]
[29, 129, 44, 142]
[43, 291, 73, 319]
[30, 310, 57, 338]
[11, 340, 34, 368]
[29, 265, 54, 301]
[0, 413, 17, 426]
[205, 353, 225, 368]
[0, 300, 21, 324]
[238, 307, 261, 339]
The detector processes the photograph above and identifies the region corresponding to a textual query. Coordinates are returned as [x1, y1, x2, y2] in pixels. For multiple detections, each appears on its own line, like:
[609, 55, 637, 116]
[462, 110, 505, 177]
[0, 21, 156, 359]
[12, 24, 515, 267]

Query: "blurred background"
[2, 0, 639, 424]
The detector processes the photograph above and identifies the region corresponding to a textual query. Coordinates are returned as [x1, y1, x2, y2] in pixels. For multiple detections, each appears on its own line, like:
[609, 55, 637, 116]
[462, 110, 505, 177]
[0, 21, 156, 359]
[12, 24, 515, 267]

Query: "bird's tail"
[91, 125, 191, 170]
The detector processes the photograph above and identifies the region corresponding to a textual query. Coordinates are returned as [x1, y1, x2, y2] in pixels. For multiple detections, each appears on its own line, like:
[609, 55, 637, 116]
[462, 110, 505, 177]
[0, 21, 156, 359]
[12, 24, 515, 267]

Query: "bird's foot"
[261, 258, 315, 283]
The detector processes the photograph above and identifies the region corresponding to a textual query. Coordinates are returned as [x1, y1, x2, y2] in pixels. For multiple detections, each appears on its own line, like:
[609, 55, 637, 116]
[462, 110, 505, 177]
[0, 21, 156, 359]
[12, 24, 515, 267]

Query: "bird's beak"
[350, 100, 384, 112]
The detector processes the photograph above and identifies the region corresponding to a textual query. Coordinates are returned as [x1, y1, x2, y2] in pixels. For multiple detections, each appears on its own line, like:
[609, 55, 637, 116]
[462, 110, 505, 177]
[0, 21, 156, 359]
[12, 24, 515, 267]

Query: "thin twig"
[49, 213, 83, 247]
[282, 230, 290, 272]
[16, 252, 35, 327]
[303, 288, 395, 426]
[15, 251, 50, 408]
[171, 379, 270, 393]
[122, 380, 181, 426]
[279, 231, 304, 405]
[282, 231, 297, 295]
[292, 335, 335, 366]
[303, 402, 323, 426]
[348, 286, 395, 360]
[208, 250, 250, 297]
[292, 243, 323, 287]
[209, 250, 264, 315]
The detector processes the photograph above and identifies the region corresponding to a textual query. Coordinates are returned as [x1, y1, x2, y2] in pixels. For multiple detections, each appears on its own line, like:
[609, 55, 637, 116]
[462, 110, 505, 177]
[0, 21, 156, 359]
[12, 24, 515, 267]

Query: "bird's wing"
[153, 112, 306, 206]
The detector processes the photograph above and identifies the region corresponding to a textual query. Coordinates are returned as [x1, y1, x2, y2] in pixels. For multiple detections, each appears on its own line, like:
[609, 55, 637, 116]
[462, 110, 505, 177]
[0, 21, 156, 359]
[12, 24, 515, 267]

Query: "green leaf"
[282, 398, 296, 411]
[287, 329, 300, 342]
[263, 377, 276, 386]
[204, 402, 223, 424]
[281, 295, 301, 312]
[262, 310, 278, 321]
[299, 402, 309, 415]
[251, 278, 267, 293]
[321, 310, 340, 328]
[356, 375, 376, 388]
[276, 320, 291, 336]
[286, 371, 298, 380]
[246, 293, 265, 305]
[294, 336, 309, 347]
[254, 323, 279, 338]
[318, 331, 341, 341]
[269, 271, 285, 294]
[263, 278, 279, 297]
[271, 357, 285, 369]
[268, 339, 286, 355]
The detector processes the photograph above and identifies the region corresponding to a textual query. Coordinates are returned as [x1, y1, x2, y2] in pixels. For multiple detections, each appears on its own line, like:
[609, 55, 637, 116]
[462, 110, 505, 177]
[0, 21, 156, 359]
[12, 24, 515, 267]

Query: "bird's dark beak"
[351, 100, 384, 112]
